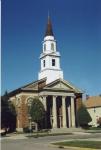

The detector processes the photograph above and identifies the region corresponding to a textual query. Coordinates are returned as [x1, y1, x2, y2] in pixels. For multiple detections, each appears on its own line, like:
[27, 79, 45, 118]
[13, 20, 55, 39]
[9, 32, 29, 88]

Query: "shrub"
[77, 104, 92, 128]
[23, 127, 33, 133]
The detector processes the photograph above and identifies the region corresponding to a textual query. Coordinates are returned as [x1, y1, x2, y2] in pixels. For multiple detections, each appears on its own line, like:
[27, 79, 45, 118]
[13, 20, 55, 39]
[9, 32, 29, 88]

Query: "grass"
[53, 140, 101, 149]
[87, 131, 101, 133]
[85, 127, 101, 133]
[26, 132, 72, 138]
[88, 127, 101, 130]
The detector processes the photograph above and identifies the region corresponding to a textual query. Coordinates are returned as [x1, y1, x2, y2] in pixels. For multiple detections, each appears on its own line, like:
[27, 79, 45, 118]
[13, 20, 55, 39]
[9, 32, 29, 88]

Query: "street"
[1, 133, 101, 150]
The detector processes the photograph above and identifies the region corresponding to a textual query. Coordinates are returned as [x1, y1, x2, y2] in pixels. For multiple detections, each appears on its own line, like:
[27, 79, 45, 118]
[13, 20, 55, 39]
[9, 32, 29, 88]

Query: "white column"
[60, 116, 62, 128]
[71, 96, 76, 127]
[42, 96, 47, 111]
[42, 96, 47, 129]
[68, 104, 71, 127]
[62, 96, 67, 128]
[52, 96, 57, 128]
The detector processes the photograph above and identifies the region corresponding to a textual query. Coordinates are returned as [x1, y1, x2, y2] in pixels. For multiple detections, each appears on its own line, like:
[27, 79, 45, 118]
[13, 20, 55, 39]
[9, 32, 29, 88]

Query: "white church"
[8, 16, 83, 131]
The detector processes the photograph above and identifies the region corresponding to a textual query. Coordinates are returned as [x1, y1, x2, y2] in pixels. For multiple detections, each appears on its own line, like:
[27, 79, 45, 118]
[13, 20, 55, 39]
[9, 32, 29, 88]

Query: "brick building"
[8, 16, 83, 131]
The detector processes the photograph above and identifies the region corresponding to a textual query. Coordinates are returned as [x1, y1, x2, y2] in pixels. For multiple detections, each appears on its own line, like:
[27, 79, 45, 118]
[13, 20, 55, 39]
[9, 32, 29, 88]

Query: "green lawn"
[26, 132, 72, 138]
[87, 131, 101, 133]
[88, 127, 101, 130]
[86, 127, 101, 133]
[53, 141, 101, 149]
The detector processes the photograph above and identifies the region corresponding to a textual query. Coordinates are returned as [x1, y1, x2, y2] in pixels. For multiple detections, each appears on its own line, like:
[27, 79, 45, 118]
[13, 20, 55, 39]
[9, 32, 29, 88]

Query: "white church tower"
[38, 16, 63, 84]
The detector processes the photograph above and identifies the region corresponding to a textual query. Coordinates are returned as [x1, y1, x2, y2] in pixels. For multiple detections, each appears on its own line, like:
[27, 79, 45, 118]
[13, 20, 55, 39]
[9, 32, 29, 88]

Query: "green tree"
[1, 91, 9, 129]
[29, 97, 45, 130]
[1, 91, 16, 132]
[77, 104, 92, 128]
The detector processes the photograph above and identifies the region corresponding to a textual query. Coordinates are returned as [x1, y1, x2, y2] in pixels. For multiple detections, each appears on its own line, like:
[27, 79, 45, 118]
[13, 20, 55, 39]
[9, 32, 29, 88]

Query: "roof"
[84, 96, 101, 108]
[7, 78, 47, 97]
[45, 15, 54, 36]
[7, 78, 83, 97]
[44, 78, 83, 93]
[20, 78, 83, 94]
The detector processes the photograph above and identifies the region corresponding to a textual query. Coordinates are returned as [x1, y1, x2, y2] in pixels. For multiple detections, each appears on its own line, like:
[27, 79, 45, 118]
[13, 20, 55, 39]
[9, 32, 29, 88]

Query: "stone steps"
[51, 127, 85, 133]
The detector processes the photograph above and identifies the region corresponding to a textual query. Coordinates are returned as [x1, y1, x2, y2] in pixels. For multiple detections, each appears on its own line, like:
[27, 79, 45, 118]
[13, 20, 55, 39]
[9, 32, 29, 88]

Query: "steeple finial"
[45, 14, 54, 36]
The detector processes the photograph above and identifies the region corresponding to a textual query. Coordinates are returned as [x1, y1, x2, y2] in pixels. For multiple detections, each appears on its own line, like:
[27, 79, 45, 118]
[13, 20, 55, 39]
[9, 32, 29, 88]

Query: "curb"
[49, 144, 97, 150]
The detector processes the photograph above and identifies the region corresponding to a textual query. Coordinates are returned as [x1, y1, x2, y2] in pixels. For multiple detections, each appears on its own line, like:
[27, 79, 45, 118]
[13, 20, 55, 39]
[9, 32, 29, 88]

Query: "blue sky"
[2, 0, 101, 96]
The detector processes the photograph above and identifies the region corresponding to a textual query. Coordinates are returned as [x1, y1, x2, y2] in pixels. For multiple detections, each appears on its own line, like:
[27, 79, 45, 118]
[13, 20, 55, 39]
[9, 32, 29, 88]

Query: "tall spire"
[39, 14, 63, 84]
[45, 14, 54, 36]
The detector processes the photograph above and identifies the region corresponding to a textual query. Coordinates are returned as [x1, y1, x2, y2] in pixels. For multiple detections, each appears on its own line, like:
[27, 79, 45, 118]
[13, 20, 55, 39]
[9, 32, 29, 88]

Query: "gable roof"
[22, 77, 46, 90]
[84, 96, 101, 108]
[7, 78, 47, 97]
[7, 78, 83, 97]
[44, 78, 83, 93]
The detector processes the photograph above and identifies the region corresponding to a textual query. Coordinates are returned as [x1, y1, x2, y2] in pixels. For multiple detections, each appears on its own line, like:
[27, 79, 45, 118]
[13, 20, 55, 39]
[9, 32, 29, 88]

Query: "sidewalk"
[1, 131, 101, 141]
[1, 133, 28, 140]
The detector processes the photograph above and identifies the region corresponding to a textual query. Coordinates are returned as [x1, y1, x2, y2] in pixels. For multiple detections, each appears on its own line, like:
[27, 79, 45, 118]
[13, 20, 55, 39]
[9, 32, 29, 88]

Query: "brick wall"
[10, 94, 37, 129]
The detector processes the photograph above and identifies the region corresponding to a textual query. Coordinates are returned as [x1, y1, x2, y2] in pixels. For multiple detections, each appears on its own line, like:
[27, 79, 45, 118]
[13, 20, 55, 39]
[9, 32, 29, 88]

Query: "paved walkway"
[1, 132, 101, 150]
[1, 134, 28, 140]
[1, 132, 101, 140]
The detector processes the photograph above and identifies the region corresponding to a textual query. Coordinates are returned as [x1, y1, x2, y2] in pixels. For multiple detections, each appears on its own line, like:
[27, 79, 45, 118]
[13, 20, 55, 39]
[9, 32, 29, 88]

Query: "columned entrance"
[57, 96, 62, 128]
[40, 94, 76, 129]
[62, 96, 67, 128]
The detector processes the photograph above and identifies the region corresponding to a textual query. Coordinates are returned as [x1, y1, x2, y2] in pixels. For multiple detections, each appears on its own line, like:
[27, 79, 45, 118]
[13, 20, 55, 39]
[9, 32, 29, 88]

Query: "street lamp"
[29, 116, 32, 135]
[28, 102, 32, 134]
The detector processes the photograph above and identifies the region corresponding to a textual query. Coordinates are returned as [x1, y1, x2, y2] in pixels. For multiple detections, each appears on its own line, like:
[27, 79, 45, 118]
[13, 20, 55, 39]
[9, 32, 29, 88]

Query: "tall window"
[52, 59, 55, 66]
[44, 44, 46, 51]
[43, 60, 45, 67]
[51, 43, 54, 51]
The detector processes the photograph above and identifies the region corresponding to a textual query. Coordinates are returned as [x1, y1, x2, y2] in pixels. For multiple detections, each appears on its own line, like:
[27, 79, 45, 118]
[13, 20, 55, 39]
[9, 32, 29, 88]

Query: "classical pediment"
[44, 79, 82, 93]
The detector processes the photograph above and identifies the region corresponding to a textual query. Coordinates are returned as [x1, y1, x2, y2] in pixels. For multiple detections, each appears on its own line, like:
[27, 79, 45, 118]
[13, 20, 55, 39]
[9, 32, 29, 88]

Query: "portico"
[39, 91, 76, 129]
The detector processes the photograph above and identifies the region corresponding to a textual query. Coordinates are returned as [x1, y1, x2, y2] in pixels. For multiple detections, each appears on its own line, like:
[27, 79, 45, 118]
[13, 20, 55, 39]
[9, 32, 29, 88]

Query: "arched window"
[51, 43, 54, 51]
[44, 44, 46, 51]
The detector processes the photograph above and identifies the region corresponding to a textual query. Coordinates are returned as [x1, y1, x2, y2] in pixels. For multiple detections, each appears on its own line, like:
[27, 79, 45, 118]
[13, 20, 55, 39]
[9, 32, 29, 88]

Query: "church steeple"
[45, 15, 54, 36]
[38, 16, 63, 84]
